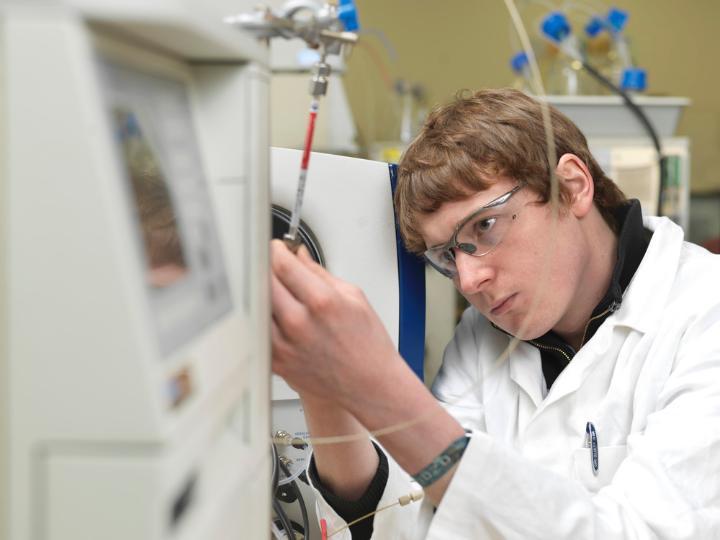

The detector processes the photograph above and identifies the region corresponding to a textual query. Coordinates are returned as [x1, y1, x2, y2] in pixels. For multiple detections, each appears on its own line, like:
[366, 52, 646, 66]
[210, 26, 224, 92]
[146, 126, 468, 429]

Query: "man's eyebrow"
[425, 226, 453, 249]
[424, 186, 520, 251]
[458, 192, 512, 222]
[425, 203, 497, 251]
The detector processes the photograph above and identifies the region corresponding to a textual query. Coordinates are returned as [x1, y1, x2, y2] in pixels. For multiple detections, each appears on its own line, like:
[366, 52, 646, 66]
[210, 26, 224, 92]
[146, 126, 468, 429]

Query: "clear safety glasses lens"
[423, 184, 525, 278]
[424, 210, 520, 278]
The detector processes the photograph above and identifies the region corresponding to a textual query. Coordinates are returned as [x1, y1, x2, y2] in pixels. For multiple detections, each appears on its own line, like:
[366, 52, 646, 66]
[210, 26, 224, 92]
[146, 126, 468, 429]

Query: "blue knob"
[338, 0, 360, 32]
[585, 16, 605, 38]
[607, 7, 628, 32]
[541, 11, 571, 43]
[621, 67, 647, 92]
[511, 51, 529, 73]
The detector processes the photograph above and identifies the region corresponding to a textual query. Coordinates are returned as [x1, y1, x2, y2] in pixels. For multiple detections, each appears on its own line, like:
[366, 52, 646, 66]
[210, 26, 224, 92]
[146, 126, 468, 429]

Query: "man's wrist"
[301, 392, 341, 410]
[343, 353, 419, 422]
[411, 431, 471, 487]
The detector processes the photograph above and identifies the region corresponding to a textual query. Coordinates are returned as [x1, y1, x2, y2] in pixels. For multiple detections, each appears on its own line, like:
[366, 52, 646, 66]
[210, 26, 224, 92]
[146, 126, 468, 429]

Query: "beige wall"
[343, 0, 720, 192]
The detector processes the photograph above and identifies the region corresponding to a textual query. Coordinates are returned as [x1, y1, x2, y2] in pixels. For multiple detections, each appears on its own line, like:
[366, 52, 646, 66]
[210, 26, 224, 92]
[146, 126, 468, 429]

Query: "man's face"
[418, 178, 589, 341]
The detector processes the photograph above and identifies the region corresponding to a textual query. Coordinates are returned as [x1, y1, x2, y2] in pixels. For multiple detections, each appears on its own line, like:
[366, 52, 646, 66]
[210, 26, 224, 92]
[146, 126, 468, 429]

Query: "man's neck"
[554, 214, 618, 351]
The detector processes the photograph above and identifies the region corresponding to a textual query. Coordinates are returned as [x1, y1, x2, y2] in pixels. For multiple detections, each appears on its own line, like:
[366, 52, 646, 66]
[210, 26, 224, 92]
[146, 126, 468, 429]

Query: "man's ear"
[555, 153, 594, 218]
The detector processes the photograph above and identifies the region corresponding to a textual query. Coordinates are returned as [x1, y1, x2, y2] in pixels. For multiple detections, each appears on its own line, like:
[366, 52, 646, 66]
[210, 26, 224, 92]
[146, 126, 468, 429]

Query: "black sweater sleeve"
[307, 442, 389, 539]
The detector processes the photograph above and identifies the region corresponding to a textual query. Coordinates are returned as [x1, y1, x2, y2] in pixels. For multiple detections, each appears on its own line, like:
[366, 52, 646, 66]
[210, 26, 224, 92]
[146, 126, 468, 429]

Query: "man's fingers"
[271, 317, 290, 369]
[296, 244, 312, 261]
[271, 239, 334, 305]
[270, 270, 310, 337]
[271, 313, 289, 346]
[296, 244, 314, 263]
[296, 243, 336, 280]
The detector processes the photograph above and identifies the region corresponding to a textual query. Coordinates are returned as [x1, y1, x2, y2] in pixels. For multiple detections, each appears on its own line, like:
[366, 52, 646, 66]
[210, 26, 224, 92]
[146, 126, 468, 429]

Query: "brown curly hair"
[394, 88, 627, 254]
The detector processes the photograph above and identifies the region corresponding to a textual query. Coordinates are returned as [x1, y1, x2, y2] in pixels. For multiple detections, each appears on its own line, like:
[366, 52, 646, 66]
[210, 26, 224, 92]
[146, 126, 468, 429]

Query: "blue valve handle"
[541, 11, 571, 43]
[510, 51, 528, 73]
[621, 67, 647, 92]
[585, 16, 605, 38]
[338, 0, 360, 32]
[607, 8, 629, 33]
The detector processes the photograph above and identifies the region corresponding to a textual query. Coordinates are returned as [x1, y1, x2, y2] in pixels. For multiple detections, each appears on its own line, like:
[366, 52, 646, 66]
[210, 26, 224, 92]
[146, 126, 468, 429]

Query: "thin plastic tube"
[276, 460, 306, 487]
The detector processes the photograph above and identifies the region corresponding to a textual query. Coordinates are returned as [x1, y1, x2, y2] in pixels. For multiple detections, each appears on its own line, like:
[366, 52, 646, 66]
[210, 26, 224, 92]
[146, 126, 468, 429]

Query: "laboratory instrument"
[1, 1, 271, 538]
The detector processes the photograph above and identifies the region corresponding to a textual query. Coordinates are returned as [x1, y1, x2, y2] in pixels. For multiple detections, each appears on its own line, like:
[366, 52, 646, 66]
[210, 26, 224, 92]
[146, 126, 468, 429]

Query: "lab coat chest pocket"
[572, 445, 627, 493]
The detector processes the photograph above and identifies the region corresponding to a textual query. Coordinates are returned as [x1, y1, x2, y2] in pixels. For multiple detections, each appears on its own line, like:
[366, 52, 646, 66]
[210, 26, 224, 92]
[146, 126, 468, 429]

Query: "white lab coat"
[311, 216, 720, 539]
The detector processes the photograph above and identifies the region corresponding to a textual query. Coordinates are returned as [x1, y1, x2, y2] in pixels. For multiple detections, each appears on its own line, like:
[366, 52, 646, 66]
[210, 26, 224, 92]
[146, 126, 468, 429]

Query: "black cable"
[579, 60, 667, 216]
[271, 443, 297, 540]
[272, 443, 279, 491]
[278, 458, 310, 540]
[273, 498, 297, 540]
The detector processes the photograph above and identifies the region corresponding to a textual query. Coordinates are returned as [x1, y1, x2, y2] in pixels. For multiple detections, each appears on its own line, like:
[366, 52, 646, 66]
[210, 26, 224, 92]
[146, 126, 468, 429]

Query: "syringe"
[283, 60, 331, 251]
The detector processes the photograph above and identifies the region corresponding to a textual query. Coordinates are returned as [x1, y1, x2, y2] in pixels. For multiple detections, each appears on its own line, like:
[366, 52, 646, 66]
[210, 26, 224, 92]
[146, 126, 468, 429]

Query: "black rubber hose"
[271, 443, 297, 540]
[273, 498, 298, 540]
[579, 60, 667, 216]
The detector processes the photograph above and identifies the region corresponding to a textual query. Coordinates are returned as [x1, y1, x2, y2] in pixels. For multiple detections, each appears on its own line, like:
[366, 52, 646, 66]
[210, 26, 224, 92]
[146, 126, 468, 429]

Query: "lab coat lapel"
[480, 340, 543, 442]
[508, 343, 545, 409]
[535, 217, 684, 414]
[538, 329, 613, 411]
[612, 216, 684, 333]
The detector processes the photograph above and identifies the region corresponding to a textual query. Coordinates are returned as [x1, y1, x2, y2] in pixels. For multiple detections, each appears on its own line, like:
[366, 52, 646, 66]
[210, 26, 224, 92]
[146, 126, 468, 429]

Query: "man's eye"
[440, 250, 455, 263]
[474, 217, 497, 234]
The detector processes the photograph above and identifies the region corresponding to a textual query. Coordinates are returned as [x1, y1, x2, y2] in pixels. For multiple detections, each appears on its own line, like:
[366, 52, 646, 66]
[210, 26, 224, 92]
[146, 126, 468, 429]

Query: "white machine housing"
[1, 2, 271, 539]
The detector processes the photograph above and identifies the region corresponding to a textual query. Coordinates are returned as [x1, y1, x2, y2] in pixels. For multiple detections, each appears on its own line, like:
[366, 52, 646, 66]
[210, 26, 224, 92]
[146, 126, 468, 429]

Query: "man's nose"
[454, 250, 493, 296]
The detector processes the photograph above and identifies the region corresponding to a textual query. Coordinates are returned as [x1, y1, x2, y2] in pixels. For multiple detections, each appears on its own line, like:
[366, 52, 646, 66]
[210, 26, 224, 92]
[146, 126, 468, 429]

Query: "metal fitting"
[274, 430, 293, 445]
[225, 1, 358, 59]
[309, 61, 331, 97]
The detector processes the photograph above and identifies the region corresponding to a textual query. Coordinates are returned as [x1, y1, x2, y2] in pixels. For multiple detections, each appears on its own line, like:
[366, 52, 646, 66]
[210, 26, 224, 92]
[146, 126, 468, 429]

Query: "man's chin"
[490, 317, 550, 342]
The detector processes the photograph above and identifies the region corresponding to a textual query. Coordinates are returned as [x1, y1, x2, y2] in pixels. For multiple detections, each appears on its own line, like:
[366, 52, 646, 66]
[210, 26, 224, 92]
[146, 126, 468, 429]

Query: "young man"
[270, 89, 720, 539]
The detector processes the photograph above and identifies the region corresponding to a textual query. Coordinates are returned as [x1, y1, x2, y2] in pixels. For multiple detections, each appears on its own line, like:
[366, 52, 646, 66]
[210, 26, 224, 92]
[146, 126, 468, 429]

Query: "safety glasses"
[424, 184, 526, 278]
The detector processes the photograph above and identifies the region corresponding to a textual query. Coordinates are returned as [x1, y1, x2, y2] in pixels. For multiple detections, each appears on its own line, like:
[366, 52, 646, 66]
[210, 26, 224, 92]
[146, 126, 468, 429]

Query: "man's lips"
[490, 293, 517, 316]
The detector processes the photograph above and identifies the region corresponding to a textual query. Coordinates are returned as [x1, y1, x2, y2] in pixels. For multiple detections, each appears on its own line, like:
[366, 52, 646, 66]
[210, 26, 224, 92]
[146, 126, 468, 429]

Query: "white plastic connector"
[398, 490, 424, 506]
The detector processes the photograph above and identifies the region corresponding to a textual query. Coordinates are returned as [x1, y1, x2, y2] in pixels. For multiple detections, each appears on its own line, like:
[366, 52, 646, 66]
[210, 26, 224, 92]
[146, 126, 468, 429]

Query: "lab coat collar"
[579, 200, 651, 345]
[609, 216, 684, 334]
[521, 216, 685, 413]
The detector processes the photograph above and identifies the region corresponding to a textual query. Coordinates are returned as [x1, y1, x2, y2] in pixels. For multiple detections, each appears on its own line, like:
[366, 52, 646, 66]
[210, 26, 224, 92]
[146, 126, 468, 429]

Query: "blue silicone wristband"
[412, 432, 471, 488]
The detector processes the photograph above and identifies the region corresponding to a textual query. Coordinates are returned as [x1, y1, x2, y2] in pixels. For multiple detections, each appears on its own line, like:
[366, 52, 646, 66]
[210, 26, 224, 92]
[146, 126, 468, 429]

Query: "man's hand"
[271, 239, 465, 506]
[271, 240, 387, 500]
[270, 239, 401, 406]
